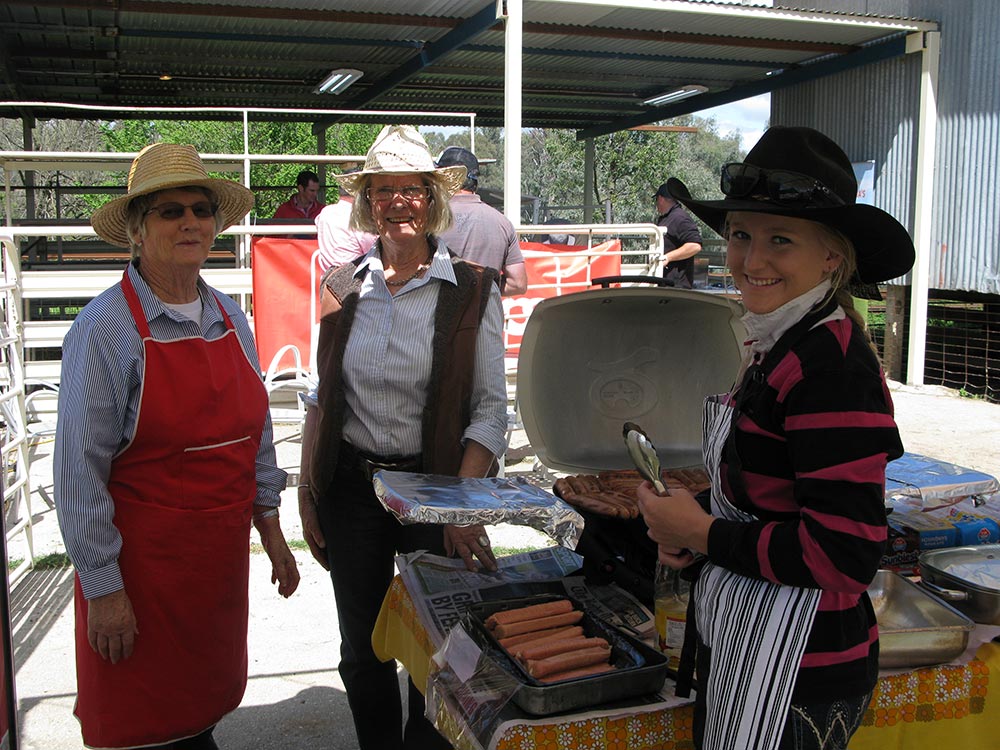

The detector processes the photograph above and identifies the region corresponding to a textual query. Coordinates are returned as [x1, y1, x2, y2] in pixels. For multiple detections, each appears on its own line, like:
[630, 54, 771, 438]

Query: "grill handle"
[919, 579, 971, 602]
[591, 275, 670, 288]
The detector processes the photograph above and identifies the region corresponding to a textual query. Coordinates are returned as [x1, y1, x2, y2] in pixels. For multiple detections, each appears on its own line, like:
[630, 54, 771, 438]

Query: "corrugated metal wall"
[772, 0, 1000, 295]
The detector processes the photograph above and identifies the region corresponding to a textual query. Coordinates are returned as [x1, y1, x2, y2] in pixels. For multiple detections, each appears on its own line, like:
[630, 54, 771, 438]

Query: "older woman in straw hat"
[637, 127, 914, 750]
[54, 143, 299, 750]
[298, 125, 507, 750]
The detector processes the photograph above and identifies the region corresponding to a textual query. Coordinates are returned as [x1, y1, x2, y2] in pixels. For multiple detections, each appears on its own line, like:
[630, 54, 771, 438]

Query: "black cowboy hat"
[667, 126, 915, 284]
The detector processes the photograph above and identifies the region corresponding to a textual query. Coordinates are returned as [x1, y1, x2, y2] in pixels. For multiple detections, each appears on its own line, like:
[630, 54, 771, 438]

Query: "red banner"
[250, 238, 320, 374]
[250, 237, 622, 368]
[503, 239, 621, 356]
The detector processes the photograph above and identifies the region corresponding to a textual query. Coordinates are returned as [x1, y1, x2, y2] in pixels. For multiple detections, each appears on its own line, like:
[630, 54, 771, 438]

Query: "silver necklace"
[385, 259, 432, 287]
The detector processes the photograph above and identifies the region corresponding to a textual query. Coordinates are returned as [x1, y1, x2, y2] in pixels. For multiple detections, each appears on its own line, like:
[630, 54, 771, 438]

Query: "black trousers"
[317, 460, 452, 750]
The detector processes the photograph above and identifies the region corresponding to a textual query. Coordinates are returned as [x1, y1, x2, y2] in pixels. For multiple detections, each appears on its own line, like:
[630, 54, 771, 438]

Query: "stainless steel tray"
[920, 544, 1000, 624]
[464, 594, 668, 716]
[868, 569, 975, 668]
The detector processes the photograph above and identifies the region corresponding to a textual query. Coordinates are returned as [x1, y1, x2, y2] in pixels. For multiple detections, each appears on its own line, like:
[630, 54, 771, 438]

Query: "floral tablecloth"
[373, 575, 1000, 750]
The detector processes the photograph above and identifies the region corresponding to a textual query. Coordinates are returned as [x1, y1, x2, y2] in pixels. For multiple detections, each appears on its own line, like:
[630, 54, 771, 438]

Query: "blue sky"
[696, 93, 770, 152]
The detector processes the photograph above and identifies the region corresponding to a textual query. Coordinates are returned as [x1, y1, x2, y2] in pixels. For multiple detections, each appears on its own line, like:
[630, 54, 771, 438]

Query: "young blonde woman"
[638, 126, 915, 750]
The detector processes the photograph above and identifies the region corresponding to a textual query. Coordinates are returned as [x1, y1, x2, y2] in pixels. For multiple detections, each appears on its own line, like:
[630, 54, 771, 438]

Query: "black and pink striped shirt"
[707, 314, 903, 701]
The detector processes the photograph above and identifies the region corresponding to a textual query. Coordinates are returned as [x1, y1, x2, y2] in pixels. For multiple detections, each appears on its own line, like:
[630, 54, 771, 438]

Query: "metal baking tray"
[868, 569, 975, 668]
[464, 594, 668, 716]
[920, 544, 1000, 624]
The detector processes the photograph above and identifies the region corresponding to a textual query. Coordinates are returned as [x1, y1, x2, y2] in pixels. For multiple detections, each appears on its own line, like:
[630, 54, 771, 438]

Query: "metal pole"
[906, 30, 940, 386]
[317, 127, 328, 204]
[584, 138, 595, 224]
[22, 118, 35, 223]
[502, 0, 523, 224]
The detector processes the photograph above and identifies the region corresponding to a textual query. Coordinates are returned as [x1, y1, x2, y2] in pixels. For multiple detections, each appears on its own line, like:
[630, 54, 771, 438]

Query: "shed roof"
[1, 0, 937, 135]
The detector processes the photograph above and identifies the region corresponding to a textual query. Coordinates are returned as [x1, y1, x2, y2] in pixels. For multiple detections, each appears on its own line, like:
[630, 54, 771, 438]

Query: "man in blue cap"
[437, 147, 528, 296]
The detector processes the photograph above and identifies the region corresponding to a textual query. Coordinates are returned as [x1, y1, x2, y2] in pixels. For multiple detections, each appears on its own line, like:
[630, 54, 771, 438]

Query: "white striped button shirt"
[339, 240, 508, 461]
[53, 262, 287, 600]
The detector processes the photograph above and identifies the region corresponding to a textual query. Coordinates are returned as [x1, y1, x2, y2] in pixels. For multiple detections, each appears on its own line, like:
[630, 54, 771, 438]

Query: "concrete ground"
[7, 381, 1000, 749]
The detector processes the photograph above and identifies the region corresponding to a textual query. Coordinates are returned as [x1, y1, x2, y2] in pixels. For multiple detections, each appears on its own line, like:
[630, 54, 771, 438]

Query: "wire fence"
[867, 293, 999, 404]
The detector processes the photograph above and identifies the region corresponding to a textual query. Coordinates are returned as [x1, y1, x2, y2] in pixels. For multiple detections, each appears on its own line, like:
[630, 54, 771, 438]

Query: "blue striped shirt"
[340, 240, 508, 460]
[53, 262, 287, 599]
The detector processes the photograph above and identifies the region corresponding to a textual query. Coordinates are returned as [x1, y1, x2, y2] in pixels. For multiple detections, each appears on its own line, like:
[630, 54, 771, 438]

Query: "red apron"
[73, 269, 268, 749]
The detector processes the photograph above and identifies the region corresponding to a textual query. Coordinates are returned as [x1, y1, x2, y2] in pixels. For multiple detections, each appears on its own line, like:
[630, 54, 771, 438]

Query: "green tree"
[97, 118, 381, 218]
[521, 115, 743, 228]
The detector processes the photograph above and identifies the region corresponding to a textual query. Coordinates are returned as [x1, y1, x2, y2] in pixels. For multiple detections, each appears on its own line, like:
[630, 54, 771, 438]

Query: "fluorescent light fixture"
[314, 68, 363, 95]
[642, 84, 708, 107]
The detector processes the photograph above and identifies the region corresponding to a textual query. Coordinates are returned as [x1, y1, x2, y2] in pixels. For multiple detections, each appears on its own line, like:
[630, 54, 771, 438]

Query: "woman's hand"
[444, 524, 498, 572]
[637, 481, 714, 561]
[298, 492, 329, 570]
[87, 588, 138, 664]
[254, 513, 301, 597]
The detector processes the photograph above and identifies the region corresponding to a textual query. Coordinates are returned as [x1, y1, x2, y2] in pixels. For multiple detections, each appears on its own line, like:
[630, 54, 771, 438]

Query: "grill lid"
[516, 286, 746, 474]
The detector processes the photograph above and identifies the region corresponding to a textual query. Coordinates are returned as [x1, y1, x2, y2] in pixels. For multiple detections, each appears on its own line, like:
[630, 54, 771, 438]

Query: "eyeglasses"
[365, 185, 431, 204]
[144, 201, 218, 220]
[720, 163, 845, 208]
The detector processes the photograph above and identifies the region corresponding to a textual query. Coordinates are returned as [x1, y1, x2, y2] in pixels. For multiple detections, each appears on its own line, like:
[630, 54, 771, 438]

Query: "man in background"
[653, 181, 702, 288]
[436, 147, 528, 296]
[314, 171, 376, 271]
[273, 169, 325, 222]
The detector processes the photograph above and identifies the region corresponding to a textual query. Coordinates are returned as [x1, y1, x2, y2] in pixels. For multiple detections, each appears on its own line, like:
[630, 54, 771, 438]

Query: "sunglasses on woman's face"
[720, 163, 845, 208]
[144, 201, 218, 220]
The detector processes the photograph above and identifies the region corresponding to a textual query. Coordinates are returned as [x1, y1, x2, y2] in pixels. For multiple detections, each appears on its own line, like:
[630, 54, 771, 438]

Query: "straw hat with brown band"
[91, 143, 254, 248]
[335, 125, 466, 197]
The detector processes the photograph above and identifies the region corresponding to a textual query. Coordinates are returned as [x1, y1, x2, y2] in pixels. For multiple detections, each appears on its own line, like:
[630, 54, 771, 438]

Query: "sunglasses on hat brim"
[720, 163, 845, 209]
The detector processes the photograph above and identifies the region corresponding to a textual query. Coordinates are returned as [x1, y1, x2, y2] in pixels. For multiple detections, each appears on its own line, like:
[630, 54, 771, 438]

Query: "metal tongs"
[623, 421, 670, 496]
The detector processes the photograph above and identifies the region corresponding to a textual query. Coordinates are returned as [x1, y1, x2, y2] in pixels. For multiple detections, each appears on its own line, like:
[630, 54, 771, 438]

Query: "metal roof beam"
[521, 22, 855, 55]
[463, 43, 782, 70]
[313, 2, 501, 133]
[4, 0, 463, 31]
[0, 33, 25, 100]
[577, 35, 909, 140]
[119, 28, 424, 50]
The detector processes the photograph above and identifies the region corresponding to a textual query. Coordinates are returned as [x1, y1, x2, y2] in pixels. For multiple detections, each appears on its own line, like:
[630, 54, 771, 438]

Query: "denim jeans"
[778, 690, 873, 750]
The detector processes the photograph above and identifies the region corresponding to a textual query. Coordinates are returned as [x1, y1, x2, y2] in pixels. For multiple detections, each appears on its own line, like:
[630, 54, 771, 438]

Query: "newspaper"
[400, 547, 667, 750]
[396, 546, 655, 647]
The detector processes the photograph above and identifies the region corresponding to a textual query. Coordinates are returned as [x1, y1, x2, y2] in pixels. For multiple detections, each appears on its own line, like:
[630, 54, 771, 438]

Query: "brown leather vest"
[309, 255, 498, 500]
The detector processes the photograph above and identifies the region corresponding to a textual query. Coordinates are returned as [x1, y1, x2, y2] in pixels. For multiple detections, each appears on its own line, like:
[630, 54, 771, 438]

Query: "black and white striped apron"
[695, 394, 821, 750]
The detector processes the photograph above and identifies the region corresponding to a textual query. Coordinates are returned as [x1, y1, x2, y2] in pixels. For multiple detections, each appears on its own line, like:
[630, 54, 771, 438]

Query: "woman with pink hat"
[55, 143, 300, 749]
[638, 126, 915, 750]
[298, 125, 507, 750]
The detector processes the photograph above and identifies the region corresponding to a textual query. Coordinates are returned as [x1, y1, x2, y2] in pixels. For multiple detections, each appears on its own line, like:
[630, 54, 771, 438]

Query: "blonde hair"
[124, 186, 224, 260]
[349, 173, 454, 237]
[812, 224, 872, 335]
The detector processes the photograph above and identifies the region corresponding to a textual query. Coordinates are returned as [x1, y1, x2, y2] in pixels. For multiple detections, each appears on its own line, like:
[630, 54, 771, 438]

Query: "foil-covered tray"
[373, 470, 584, 548]
[885, 452, 1000, 511]
[868, 569, 975, 668]
[463, 594, 668, 716]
